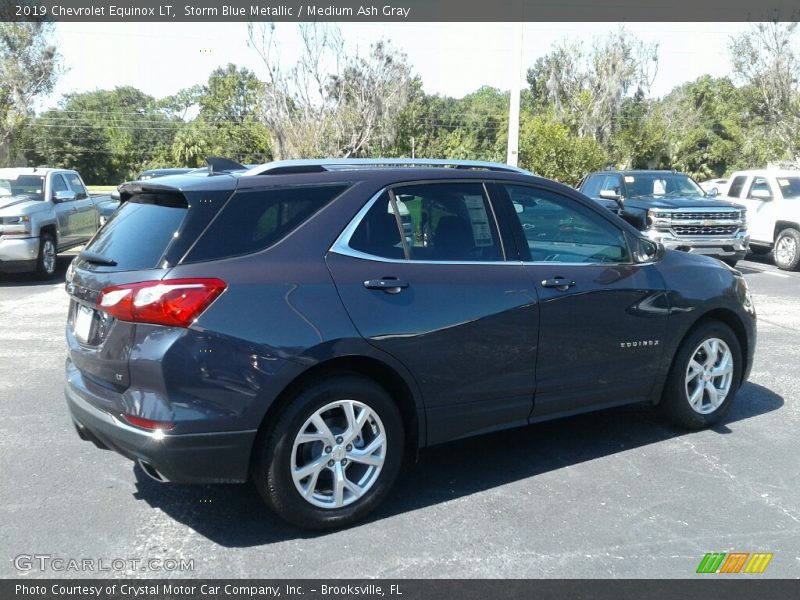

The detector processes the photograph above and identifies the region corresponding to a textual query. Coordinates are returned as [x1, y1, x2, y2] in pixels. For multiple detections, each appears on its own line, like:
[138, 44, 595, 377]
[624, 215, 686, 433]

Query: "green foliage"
[0, 21, 61, 165]
[170, 64, 271, 166]
[23, 87, 181, 184]
[518, 111, 607, 186]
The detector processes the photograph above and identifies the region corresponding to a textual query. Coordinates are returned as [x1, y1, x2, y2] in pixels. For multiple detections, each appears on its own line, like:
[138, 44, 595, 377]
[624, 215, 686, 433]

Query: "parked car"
[0, 168, 104, 278]
[721, 169, 800, 270]
[65, 159, 756, 530]
[578, 170, 749, 266]
[699, 178, 728, 194]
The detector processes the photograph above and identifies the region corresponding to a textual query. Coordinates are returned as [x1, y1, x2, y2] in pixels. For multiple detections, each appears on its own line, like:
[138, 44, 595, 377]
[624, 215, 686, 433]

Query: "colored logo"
[696, 552, 773, 574]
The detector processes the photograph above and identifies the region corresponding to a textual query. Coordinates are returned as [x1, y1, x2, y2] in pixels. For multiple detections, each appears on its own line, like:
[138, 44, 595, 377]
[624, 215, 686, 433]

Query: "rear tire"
[36, 232, 57, 280]
[253, 375, 404, 530]
[774, 228, 800, 271]
[660, 320, 742, 429]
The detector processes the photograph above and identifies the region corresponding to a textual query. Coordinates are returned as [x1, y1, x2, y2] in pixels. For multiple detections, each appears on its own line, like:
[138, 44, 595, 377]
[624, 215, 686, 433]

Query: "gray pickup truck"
[0, 168, 107, 278]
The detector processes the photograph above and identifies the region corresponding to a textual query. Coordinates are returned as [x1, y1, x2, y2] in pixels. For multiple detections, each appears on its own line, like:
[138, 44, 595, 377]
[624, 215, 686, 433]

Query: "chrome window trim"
[330, 180, 511, 265]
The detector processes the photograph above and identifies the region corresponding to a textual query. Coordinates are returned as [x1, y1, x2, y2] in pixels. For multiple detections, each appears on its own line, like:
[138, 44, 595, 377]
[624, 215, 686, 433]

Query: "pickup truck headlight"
[1, 215, 31, 234]
[647, 210, 671, 229]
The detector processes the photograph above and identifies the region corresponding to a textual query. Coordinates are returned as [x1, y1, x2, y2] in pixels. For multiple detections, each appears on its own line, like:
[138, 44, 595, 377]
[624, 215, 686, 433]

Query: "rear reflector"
[97, 278, 226, 327]
[122, 415, 176, 431]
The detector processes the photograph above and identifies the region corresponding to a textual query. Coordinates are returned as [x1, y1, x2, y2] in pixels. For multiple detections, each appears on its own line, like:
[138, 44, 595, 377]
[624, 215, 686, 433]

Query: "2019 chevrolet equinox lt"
[64, 159, 756, 529]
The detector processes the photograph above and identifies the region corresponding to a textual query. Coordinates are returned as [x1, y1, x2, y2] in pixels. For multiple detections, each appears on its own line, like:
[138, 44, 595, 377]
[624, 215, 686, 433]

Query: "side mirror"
[599, 188, 624, 210]
[52, 190, 76, 203]
[749, 189, 773, 201]
[599, 189, 621, 201]
[706, 187, 718, 198]
[637, 238, 665, 263]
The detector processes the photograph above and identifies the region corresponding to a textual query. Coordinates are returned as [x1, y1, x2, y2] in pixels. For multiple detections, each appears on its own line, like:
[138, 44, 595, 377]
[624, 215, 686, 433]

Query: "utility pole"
[506, 22, 524, 166]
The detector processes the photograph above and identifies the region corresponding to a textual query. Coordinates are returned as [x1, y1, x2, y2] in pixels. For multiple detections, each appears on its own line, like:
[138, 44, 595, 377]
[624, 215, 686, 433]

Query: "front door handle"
[541, 277, 576, 292]
[364, 277, 409, 294]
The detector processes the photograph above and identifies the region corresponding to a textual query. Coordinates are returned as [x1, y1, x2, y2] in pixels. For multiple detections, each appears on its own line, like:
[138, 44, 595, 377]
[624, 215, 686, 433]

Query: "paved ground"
[1, 253, 798, 579]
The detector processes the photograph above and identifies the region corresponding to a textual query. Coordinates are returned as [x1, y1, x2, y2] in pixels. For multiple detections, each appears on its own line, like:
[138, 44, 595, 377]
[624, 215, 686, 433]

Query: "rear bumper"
[646, 230, 749, 259]
[65, 375, 257, 484]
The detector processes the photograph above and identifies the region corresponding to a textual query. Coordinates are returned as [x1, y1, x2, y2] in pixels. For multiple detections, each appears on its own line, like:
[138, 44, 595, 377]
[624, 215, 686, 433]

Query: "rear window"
[84, 194, 187, 270]
[183, 184, 348, 263]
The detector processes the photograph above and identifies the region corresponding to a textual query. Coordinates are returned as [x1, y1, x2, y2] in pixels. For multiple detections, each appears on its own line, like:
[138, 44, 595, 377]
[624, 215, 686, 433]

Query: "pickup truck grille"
[671, 225, 740, 236]
[670, 211, 741, 221]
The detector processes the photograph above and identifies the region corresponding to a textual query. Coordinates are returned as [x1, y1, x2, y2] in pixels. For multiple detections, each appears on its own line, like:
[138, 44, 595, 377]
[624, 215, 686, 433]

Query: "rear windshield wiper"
[79, 250, 118, 266]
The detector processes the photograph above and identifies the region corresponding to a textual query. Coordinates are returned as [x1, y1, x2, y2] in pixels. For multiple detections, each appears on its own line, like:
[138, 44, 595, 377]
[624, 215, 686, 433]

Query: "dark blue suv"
[65, 159, 756, 529]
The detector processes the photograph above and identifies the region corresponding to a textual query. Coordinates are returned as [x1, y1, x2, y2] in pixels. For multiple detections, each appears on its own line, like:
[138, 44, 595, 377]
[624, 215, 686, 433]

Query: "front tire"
[774, 228, 800, 271]
[660, 321, 742, 429]
[253, 375, 404, 530]
[36, 232, 57, 280]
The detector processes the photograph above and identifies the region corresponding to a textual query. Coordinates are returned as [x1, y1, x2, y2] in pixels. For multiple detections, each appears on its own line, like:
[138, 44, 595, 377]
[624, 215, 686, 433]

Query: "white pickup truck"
[0, 168, 105, 278]
[722, 169, 800, 271]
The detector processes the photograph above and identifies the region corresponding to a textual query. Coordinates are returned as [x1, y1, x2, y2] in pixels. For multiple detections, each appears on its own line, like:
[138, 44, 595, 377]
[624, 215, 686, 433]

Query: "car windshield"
[624, 174, 705, 199]
[0, 175, 45, 200]
[776, 176, 800, 199]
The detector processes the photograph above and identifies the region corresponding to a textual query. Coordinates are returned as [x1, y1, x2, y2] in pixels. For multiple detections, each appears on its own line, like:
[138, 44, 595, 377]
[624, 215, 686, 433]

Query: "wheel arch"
[774, 220, 800, 240]
[248, 354, 423, 476]
[39, 223, 57, 244]
[676, 308, 750, 385]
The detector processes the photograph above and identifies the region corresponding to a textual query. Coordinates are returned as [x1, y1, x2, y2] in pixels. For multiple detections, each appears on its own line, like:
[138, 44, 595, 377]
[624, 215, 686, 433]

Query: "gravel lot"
[1, 253, 798, 579]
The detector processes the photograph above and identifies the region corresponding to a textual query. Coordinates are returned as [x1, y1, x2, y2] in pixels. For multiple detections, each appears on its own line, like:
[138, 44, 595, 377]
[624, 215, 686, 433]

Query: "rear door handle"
[364, 277, 409, 294]
[541, 277, 576, 292]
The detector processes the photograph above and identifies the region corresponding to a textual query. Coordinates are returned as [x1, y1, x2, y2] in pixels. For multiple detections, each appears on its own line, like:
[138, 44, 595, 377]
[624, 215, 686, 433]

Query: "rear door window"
[184, 184, 348, 263]
[348, 182, 504, 262]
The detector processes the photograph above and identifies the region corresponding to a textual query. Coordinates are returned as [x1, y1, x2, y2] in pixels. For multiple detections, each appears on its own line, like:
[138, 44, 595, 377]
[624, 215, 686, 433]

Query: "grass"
[87, 185, 117, 192]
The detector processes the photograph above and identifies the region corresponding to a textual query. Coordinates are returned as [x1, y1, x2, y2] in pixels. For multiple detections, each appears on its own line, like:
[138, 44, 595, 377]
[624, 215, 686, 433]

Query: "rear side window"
[85, 194, 188, 270]
[727, 175, 747, 198]
[184, 184, 348, 263]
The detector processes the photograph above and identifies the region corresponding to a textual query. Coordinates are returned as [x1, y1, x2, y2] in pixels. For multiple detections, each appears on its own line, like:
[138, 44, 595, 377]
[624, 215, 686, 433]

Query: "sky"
[46, 21, 763, 110]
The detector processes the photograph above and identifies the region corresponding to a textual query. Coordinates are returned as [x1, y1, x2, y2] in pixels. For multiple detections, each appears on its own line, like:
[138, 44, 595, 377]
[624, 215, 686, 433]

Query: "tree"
[729, 22, 800, 159]
[526, 28, 658, 144]
[0, 22, 61, 165]
[170, 64, 271, 166]
[24, 87, 182, 183]
[518, 110, 607, 185]
[248, 23, 412, 159]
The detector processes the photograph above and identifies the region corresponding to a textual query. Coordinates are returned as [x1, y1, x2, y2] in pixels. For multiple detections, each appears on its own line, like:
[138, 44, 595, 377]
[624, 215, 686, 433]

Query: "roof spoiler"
[206, 156, 247, 174]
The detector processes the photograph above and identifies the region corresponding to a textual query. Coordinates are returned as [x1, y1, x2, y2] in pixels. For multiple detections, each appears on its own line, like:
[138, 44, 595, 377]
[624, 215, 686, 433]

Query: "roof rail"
[242, 158, 532, 176]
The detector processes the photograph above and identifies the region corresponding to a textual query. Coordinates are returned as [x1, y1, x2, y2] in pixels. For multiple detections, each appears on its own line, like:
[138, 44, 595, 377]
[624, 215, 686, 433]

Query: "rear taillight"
[97, 278, 226, 327]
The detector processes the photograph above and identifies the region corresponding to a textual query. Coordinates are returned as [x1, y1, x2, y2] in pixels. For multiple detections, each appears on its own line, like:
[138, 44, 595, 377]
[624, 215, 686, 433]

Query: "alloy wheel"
[42, 239, 56, 275]
[776, 235, 797, 266]
[684, 337, 734, 414]
[290, 399, 386, 509]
